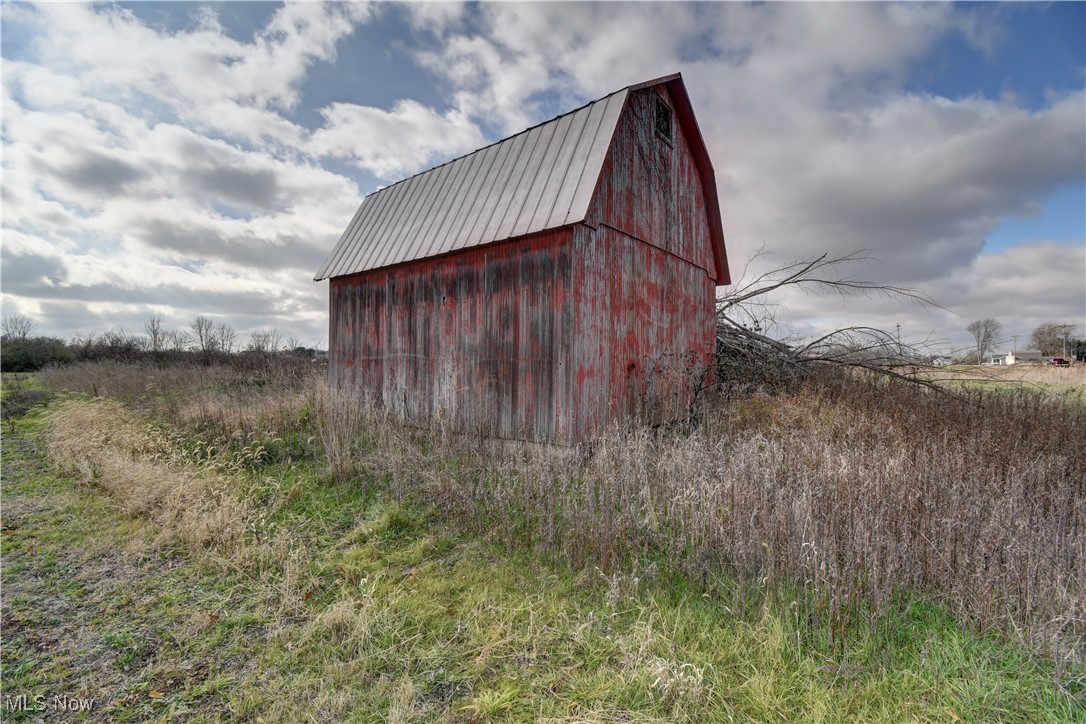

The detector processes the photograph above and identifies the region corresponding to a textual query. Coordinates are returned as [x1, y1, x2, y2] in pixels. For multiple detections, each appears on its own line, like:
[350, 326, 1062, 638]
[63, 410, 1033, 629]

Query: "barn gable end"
[585, 78, 726, 284]
[316, 74, 728, 443]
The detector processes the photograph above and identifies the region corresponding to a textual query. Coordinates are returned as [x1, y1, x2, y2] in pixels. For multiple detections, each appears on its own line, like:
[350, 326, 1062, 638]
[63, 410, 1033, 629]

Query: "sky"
[2, 1, 1084, 356]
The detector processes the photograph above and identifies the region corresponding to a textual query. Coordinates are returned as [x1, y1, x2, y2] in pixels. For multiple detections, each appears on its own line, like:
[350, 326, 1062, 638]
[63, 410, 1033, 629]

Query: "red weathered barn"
[314, 73, 729, 443]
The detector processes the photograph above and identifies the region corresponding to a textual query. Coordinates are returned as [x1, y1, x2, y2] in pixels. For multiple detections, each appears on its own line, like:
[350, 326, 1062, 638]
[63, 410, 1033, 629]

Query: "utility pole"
[896, 323, 901, 359]
[1011, 334, 1018, 353]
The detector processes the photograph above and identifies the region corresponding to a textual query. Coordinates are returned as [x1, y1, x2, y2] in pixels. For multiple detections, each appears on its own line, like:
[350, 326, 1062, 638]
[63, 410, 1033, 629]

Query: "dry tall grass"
[38, 356, 318, 420]
[926, 363, 1086, 393]
[39, 357, 322, 470]
[42, 398, 252, 552]
[358, 374, 1085, 661]
[313, 384, 376, 484]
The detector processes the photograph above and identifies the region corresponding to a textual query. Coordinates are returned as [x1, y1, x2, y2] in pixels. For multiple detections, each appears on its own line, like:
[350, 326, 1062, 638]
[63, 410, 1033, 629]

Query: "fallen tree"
[714, 249, 943, 391]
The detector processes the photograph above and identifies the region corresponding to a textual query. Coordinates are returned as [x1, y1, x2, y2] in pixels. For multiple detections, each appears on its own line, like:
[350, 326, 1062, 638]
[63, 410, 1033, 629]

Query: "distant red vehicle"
[1048, 357, 1071, 367]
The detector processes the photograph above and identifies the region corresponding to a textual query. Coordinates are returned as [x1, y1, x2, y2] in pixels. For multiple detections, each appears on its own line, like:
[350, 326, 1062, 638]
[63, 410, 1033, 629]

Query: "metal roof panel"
[525, 110, 583, 233]
[462, 130, 530, 249]
[542, 99, 608, 230]
[314, 84, 633, 280]
[564, 91, 627, 225]
[448, 142, 509, 251]
[425, 145, 487, 256]
[398, 163, 457, 266]
[489, 119, 554, 242]
[516, 111, 576, 237]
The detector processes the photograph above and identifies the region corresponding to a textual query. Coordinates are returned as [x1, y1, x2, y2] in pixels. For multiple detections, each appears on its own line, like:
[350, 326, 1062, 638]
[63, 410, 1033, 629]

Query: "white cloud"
[309, 100, 485, 178]
[29, 3, 369, 110]
[406, 2, 1083, 350]
[755, 240, 1085, 356]
[2, 2, 490, 343]
[955, 241, 1085, 324]
[1, 2, 1082, 353]
[718, 90, 1086, 284]
[9, 3, 386, 158]
[412, 3, 707, 132]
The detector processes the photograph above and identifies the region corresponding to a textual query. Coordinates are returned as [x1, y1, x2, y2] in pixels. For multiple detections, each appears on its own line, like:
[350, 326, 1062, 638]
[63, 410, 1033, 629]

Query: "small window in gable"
[654, 96, 672, 143]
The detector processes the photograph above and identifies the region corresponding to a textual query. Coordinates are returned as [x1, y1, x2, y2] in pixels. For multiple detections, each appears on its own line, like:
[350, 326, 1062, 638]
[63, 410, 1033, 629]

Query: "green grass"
[2, 403, 1082, 722]
[1, 373, 51, 434]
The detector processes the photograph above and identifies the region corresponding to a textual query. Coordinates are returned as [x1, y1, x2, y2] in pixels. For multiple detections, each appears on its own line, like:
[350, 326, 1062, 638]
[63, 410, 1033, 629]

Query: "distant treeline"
[1, 313, 322, 373]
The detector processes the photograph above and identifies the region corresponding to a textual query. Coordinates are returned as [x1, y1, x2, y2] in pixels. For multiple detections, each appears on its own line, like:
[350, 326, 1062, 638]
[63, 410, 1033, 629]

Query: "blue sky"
[905, 3, 1083, 108]
[2, 2, 1083, 354]
[986, 186, 1085, 251]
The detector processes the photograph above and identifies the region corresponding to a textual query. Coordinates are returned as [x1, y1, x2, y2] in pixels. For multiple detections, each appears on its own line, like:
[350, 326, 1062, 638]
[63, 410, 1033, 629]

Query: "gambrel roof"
[315, 74, 728, 283]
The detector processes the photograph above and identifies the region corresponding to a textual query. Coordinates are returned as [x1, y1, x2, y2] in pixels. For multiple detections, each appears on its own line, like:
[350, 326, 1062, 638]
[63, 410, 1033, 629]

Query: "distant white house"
[1005, 350, 1043, 365]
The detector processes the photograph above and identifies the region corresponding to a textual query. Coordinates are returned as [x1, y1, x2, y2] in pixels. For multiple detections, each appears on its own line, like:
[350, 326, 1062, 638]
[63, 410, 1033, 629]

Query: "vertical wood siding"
[329, 230, 574, 442]
[586, 85, 717, 279]
[571, 84, 717, 440]
[571, 225, 715, 440]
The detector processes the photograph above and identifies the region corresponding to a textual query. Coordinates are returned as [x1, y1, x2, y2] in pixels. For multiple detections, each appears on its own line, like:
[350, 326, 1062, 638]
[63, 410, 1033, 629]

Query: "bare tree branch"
[965, 318, 1003, 365]
[718, 249, 945, 317]
[2, 314, 37, 340]
[713, 249, 947, 392]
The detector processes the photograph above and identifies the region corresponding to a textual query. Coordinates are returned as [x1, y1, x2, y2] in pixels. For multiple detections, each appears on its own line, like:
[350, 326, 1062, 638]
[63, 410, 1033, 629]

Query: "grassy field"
[923, 363, 1086, 399]
[2, 361, 1084, 720]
